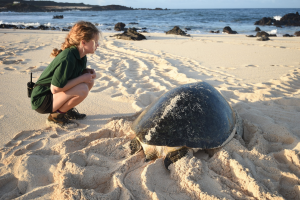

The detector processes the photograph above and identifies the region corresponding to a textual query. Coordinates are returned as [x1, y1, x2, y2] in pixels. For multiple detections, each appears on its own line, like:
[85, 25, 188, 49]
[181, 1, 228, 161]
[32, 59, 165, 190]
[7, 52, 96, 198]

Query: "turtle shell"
[131, 82, 236, 149]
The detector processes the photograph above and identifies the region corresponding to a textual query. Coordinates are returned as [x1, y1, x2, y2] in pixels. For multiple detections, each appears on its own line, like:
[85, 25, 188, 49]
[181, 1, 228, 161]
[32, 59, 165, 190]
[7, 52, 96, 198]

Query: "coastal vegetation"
[0, 0, 167, 12]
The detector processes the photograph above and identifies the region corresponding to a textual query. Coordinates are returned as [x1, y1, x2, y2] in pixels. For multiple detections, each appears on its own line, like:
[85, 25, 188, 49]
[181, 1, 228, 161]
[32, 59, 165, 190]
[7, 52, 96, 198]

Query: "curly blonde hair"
[51, 21, 100, 57]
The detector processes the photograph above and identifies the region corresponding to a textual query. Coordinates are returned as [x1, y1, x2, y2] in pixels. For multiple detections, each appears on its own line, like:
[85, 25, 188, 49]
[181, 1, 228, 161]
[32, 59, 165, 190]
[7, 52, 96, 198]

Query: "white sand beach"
[0, 29, 300, 199]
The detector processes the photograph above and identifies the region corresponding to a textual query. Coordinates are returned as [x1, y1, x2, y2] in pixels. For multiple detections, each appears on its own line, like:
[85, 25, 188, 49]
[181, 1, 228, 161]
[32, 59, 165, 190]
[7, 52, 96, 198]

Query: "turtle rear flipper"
[164, 147, 189, 170]
[130, 137, 142, 155]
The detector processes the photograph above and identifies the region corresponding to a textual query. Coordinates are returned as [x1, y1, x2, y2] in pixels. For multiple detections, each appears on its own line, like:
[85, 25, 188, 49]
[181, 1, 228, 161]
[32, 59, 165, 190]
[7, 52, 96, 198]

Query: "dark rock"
[254, 17, 275, 25]
[295, 31, 300, 36]
[130, 27, 139, 32]
[257, 36, 270, 41]
[106, 28, 112, 31]
[255, 12, 300, 27]
[142, 27, 147, 29]
[210, 30, 220, 33]
[255, 27, 261, 31]
[223, 26, 237, 34]
[269, 34, 277, 37]
[246, 35, 255, 37]
[283, 34, 294, 37]
[0, 24, 17, 29]
[129, 22, 139, 25]
[166, 26, 190, 36]
[111, 28, 146, 41]
[25, 26, 37, 30]
[256, 31, 269, 37]
[185, 28, 191, 31]
[38, 25, 49, 30]
[61, 28, 69, 31]
[278, 13, 300, 26]
[53, 15, 63, 19]
[114, 22, 126, 31]
[95, 23, 99, 26]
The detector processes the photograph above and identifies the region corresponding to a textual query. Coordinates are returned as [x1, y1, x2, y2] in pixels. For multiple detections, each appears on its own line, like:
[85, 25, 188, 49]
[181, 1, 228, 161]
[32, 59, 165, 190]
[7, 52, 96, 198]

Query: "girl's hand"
[82, 68, 96, 79]
[81, 73, 94, 83]
[89, 69, 96, 79]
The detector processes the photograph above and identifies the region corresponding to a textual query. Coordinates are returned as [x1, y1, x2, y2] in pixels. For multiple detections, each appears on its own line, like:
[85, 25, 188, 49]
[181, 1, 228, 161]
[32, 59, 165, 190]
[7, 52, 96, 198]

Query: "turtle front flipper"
[164, 147, 189, 170]
[130, 137, 142, 155]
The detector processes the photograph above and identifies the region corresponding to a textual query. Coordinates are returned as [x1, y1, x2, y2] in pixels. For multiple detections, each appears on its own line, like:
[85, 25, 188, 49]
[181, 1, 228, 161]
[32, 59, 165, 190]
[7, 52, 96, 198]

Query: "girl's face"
[84, 34, 100, 54]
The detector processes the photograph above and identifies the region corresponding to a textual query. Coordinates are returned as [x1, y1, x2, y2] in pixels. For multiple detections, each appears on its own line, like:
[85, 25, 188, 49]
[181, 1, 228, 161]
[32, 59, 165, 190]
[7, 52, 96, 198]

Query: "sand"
[0, 29, 300, 200]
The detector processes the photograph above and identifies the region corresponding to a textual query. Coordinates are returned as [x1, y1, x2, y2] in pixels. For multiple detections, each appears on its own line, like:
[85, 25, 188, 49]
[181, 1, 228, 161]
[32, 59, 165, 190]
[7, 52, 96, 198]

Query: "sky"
[52, 0, 300, 9]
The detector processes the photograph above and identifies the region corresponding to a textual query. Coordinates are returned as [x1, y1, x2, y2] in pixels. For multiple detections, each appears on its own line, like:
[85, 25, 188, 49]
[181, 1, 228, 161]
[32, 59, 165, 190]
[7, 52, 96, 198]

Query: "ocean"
[0, 8, 299, 36]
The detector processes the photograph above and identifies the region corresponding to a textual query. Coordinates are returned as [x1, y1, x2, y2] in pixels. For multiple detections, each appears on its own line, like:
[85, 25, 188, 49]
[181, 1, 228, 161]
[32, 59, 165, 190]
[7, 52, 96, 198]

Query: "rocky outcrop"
[256, 31, 269, 37]
[256, 31, 276, 37]
[283, 34, 294, 37]
[114, 22, 126, 31]
[257, 36, 270, 41]
[254, 17, 275, 26]
[223, 26, 237, 34]
[254, 12, 300, 26]
[53, 15, 63, 19]
[166, 26, 190, 36]
[277, 12, 300, 26]
[111, 28, 146, 41]
[0, 23, 67, 31]
[210, 30, 220, 33]
[255, 27, 261, 31]
[295, 31, 300, 36]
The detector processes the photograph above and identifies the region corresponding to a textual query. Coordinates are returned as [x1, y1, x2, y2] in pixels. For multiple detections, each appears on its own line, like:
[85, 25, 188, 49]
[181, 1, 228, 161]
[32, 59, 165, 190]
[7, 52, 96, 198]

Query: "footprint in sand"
[3, 60, 21, 65]
[6, 51, 15, 56]
[4, 66, 16, 71]
[25, 65, 46, 72]
[245, 64, 259, 68]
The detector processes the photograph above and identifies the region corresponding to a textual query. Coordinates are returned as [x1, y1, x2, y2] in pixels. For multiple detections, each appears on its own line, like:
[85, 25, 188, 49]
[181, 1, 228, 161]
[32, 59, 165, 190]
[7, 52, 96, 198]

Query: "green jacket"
[31, 46, 87, 110]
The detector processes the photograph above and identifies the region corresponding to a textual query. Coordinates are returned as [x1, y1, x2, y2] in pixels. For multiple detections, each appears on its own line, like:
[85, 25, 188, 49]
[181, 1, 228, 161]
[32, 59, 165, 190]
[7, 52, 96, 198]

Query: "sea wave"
[0, 22, 41, 26]
[268, 29, 277, 35]
[273, 16, 282, 21]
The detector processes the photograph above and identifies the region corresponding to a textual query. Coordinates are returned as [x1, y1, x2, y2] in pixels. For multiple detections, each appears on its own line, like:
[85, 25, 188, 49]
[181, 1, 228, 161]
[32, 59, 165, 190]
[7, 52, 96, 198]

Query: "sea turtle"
[130, 81, 243, 169]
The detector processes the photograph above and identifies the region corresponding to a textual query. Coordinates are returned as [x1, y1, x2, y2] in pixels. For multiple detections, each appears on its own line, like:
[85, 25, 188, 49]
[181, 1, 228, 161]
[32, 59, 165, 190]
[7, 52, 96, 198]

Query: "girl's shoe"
[47, 112, 78, 128]
[65, 108, 86, 120]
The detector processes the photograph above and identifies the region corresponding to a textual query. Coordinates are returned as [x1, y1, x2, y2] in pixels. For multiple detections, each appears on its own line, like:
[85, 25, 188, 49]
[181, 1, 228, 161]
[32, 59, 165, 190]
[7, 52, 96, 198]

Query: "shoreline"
[0, 25, 299, 37]
[0, 29, 299, 199]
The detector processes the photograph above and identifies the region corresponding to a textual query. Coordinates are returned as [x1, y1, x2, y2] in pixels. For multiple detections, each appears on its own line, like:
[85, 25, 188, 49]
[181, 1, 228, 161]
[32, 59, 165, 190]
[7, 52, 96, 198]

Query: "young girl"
[31, 21, 100, 128]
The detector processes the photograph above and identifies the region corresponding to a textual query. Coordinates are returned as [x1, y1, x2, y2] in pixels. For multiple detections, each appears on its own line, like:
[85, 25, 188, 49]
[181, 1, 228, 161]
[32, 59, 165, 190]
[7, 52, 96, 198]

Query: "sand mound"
[1, 96, 300, 200]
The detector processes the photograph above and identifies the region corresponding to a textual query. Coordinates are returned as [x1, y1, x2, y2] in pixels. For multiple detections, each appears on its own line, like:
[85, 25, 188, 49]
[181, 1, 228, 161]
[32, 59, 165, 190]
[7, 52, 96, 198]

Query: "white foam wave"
[44, 22, 52, 27]
[1, 22, 41, 27]
[273, 16, 282, 21]
[268, 29, 277, 34]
